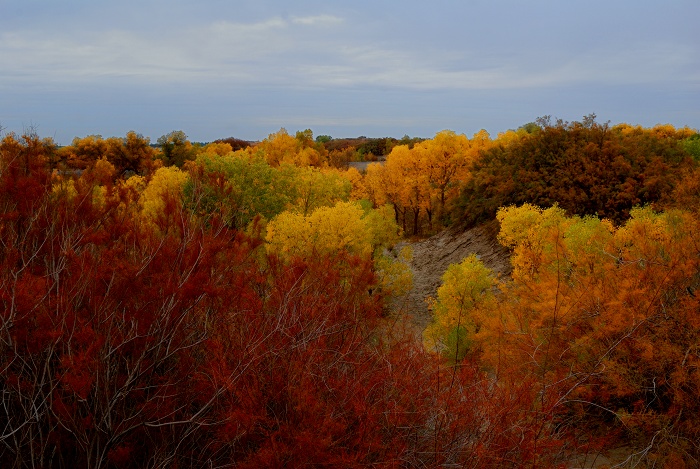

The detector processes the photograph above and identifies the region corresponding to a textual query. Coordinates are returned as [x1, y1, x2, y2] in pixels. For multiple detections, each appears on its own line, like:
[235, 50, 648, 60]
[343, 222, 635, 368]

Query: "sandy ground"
[392, 221, 512, 332]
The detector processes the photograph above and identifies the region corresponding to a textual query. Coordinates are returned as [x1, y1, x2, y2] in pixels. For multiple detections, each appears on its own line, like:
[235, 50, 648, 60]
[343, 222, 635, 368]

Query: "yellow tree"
[341, 166, 368, 201]
[279, 165, 352, 216]
[254, 128, 325, 167]
[266, 201, 409, 301]
[362, 162, 388, 208]
[383, 144, 431, 235]
[362, 203, 402, 254]
[139, 166, 188, 226]
[200, 142, 233, 156]
[415, 130, 473, 223]
[266, 201, 372, 259]
[424, 254, 495, 363]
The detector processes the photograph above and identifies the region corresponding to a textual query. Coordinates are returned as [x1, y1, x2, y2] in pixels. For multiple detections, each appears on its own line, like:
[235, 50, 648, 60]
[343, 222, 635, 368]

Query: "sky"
[1, 0, 699, 145]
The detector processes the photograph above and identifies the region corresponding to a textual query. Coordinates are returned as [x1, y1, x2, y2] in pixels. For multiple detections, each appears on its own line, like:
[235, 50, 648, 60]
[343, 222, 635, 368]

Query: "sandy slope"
[392, 222, 512, 331]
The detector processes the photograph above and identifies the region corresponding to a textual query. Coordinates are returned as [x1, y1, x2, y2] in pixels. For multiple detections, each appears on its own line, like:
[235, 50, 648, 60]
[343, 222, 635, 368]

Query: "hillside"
[394, 222, 512, 331]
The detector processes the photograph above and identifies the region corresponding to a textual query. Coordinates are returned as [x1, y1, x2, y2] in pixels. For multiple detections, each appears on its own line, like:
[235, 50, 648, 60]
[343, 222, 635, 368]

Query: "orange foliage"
[467, 204, 700, 463]
[365, 130, 491, 235]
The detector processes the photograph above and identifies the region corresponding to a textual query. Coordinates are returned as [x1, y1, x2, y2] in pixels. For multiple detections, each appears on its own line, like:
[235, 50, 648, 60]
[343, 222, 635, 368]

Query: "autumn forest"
[2, 116, 700, 468]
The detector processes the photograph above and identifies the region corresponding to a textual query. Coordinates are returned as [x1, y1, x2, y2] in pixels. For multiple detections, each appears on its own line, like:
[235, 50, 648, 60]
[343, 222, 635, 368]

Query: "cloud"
[0, 14, 347, 86]
[290, 15, 343, 26]
[0, 13, 697, 94]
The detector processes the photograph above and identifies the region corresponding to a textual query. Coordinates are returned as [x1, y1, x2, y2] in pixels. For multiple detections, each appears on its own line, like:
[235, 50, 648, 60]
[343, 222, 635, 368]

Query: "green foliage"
[185, 152, 289, 229]
[362, 203, 402, 254]
[682, 133, 700, 162]
[157, 130, 196, 167]
[518, 122, 541, 134]
[442, 325, 471, 363]
[374, 245, 413, 297]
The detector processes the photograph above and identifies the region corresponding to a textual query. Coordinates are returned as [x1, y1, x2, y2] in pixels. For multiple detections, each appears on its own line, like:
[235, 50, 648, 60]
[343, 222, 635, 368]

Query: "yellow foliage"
[363, 162, 388, 207]
[254, 128, 325, 167]
[424, 254, 495, 358]
[282, 165, 351, 215]
[51, 178, 78, 201]
[139, 166, 188, 223]
[266, 201, 372, 259]
[361, 129, 491, 234]
[121, 174, 146, 194]
[497, 204, 570, 279]
[111, 175, 146, 214]
[266, 200, 403, 262]
[375, 246, 413, 297]
[342, 167, 367, 201]
[201, 142, 233, 156]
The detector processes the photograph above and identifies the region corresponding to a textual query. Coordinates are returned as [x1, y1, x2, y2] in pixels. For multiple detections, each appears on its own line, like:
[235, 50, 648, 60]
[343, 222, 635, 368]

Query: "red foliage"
[0, 132, 591, 468]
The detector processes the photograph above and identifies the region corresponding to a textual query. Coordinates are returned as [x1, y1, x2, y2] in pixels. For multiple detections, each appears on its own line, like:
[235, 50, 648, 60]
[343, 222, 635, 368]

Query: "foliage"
[139, 166, 188, 225]
[157, 130, 197, 167]
[374, 246, 414, 297]
[212, 136, 252, 152]
[681, 132, 700, 161]
[3, 134, 584, 468]
[184, 153, 353, 231]
[5, 119, 700, 467]
[55, 132, 156, 176]
[277, 164, 352, 215]
[266, 201, 375, 259]
[456, 116, 697, 226]
[251, 128, 327, 167]
[424, 254, 495, 362]
[365, 130, 490, 235]
[486, 204, 700, 463]
[185, 152, 289, 230]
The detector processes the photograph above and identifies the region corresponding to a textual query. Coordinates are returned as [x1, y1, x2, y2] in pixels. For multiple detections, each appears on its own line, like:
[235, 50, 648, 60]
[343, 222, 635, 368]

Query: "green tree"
[186, 153, 289, 230]
[682, 133, 700, 162]
[157, 130, 195, 167]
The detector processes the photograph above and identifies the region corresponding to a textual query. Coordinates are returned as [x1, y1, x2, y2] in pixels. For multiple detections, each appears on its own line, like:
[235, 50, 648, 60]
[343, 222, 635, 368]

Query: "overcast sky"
[1, 0, 698, 144]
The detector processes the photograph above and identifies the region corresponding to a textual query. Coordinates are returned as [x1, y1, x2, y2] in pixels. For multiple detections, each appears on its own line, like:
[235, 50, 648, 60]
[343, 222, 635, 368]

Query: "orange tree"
[471, 204, 700, 465]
